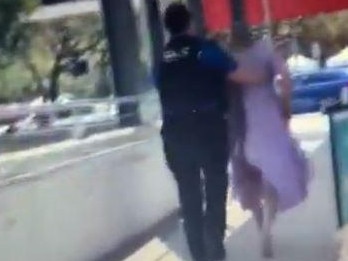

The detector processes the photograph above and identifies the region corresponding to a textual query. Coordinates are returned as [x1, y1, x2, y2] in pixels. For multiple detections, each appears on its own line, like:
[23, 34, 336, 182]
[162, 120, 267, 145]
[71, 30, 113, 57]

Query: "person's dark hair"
[164, 2, 191, 35]
[232, 22, 253, 50]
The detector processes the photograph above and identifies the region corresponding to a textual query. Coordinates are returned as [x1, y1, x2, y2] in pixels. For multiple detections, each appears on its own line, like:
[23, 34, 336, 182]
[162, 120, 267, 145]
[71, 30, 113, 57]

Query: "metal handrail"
[0, 95, 143, 122]
[0, 92, 159, 132]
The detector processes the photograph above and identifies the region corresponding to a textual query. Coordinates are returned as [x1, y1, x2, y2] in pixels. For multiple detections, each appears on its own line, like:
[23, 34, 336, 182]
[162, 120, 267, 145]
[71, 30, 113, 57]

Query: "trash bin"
[327, 104, 348, 226]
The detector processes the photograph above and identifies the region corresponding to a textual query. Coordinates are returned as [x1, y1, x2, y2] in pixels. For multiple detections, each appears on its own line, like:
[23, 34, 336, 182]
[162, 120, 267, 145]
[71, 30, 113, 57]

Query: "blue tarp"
[291, 68, 348, 114]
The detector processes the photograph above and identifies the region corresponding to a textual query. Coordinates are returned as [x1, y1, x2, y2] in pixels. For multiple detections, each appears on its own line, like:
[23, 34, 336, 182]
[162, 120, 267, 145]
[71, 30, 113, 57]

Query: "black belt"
[163, 103, 223, 116]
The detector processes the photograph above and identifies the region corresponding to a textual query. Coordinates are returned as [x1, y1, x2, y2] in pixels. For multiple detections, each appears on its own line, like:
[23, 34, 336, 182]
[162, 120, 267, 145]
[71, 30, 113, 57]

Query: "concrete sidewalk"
[123, 114, 338, 261]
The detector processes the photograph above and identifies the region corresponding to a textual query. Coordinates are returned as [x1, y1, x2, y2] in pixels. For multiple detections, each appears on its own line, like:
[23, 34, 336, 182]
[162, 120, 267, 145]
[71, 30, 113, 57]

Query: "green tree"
[0, 0, 38, 68]
[298, 11, 348, 58]
[0, 2, 108, 102]
[26, 15, 106, 101]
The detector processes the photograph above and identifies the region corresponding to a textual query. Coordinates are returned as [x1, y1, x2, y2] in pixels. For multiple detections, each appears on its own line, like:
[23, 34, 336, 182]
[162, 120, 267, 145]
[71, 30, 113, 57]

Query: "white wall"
[0, 140, 179, 261]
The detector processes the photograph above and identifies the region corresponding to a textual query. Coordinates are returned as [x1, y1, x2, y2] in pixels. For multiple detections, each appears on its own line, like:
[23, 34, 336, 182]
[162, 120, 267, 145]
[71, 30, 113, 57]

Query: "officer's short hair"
[164, 3, 191, 35]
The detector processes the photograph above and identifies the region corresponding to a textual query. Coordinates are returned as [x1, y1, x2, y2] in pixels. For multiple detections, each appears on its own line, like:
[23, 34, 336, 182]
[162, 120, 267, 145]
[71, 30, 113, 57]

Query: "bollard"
[340, 87, 348, 105]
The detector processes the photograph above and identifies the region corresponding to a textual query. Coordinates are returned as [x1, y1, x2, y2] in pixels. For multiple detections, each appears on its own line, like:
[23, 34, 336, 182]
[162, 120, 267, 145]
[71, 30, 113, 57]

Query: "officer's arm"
[200, 41, 267, 85]
[227, 60, 267, 85]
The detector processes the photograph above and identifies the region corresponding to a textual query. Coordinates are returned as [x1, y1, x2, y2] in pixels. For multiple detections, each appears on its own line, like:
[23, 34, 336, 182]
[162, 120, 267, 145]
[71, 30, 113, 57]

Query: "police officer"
[158, 3, 266, 261]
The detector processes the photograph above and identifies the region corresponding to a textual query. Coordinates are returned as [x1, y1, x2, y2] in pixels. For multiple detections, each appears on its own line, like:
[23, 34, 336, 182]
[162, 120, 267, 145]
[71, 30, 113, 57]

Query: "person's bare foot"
[261, 234, 274, 259]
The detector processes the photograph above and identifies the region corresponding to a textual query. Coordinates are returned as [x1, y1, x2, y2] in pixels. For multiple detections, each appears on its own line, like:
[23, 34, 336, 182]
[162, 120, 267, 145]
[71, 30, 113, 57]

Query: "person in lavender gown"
[228, 23, 310, 258]
[157, 5, 269, 261]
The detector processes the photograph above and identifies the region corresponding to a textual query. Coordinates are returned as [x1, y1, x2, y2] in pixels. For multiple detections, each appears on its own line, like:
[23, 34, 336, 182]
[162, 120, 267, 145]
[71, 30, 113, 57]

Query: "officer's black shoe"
[192, 254, 210, 261]
[191, 252, 208, 261]
[206, 241, 226, 261]
[189, 244, 207, 261]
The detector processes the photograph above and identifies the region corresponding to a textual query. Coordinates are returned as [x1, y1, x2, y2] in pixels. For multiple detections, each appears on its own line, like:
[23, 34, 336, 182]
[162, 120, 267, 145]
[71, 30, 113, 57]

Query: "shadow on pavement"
[95, 211, 179, 261]
[99, 130, 336, 261]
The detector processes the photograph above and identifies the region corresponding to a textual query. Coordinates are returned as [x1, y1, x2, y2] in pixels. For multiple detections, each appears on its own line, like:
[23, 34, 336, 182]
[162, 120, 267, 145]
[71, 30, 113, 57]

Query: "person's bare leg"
[261, 182, 278, 258]
[252, 205, 263, 230]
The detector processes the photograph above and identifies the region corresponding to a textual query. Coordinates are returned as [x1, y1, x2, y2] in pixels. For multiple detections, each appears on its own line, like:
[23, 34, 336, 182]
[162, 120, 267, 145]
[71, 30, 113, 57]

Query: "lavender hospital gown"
[229, 40, 310, 212]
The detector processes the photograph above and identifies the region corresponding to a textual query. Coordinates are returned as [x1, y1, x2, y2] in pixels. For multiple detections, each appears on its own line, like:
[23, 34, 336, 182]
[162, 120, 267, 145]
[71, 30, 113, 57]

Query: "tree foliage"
[261, 11, 348, 59]
[0, 2, 109, 103]
[27, 15, 107, 101]
[298, 11, 348, 58]
[0, 0, 38, 67]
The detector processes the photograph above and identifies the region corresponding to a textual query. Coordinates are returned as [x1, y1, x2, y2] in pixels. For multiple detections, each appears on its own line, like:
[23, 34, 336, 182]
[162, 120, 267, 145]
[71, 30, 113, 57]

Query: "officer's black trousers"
[162, 113, 229, 260]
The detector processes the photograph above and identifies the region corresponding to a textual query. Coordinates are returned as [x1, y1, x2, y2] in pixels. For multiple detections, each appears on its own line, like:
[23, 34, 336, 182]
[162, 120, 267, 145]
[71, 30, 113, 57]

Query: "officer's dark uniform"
[157, 35, 238, 260]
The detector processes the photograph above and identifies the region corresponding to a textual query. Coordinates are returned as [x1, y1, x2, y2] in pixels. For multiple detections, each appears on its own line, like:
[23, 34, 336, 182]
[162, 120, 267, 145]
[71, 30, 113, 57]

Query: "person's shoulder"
[164, 35, 204, 51]
[179, 36, 220, 49]
[182, 35, 211, 50]
[198, 38, 238, 73]
[200, 38, 222, 50]
[198, 39, 227, 60]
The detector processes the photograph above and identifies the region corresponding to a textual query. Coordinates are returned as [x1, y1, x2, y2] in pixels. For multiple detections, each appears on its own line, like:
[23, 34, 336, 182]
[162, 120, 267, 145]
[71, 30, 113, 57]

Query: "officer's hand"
[228, 62, 268, 85]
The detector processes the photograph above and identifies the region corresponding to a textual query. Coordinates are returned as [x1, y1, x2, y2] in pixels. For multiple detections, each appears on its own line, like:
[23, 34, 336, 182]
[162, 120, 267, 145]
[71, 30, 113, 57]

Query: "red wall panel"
[202, 0, 231, 32]
[202, 0, 348, 32]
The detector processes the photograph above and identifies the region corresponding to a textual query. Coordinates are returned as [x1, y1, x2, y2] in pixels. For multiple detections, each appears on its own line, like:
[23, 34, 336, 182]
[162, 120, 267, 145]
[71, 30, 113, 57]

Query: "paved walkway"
[124, 114, 338, 261]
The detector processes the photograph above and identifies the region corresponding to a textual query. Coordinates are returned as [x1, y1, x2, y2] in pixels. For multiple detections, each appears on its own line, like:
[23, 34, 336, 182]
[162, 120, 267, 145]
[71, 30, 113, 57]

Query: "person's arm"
[276, 74, 292, 120]
[273, 52, 292, 120]
[199, 40, 267, 86]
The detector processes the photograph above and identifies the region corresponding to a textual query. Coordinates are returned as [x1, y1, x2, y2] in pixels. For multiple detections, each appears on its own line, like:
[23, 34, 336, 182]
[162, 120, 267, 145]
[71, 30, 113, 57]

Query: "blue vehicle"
[291, 68, 348, 114]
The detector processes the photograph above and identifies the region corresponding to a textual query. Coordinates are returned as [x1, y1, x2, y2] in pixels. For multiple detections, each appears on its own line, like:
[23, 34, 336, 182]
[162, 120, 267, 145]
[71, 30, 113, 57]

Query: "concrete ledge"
[0, 138, 179, 261]
[0, 121, 119, 154]
[96, 210, 179, 261]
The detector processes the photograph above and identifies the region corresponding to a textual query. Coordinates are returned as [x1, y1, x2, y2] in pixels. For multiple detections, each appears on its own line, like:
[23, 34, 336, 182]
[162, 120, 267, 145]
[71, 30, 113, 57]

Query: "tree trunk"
[49, 62, 61, 102]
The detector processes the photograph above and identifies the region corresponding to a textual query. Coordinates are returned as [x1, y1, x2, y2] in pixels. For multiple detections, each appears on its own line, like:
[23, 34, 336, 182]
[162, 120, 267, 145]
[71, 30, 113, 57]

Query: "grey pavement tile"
[123, 132, 337, 261]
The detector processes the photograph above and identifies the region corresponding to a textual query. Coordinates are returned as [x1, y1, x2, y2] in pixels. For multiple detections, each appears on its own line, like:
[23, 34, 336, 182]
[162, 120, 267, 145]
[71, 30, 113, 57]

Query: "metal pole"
[261, 0, 273, 40]
[231, 0, 245, 23]
[100, 0, 142, 127]
[186, 0, 206, 36]
[145, 0, 164, 81]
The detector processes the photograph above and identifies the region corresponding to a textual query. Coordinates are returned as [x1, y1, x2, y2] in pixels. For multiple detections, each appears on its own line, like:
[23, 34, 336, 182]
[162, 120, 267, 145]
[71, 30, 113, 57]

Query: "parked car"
[291, 67, 348, 114]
